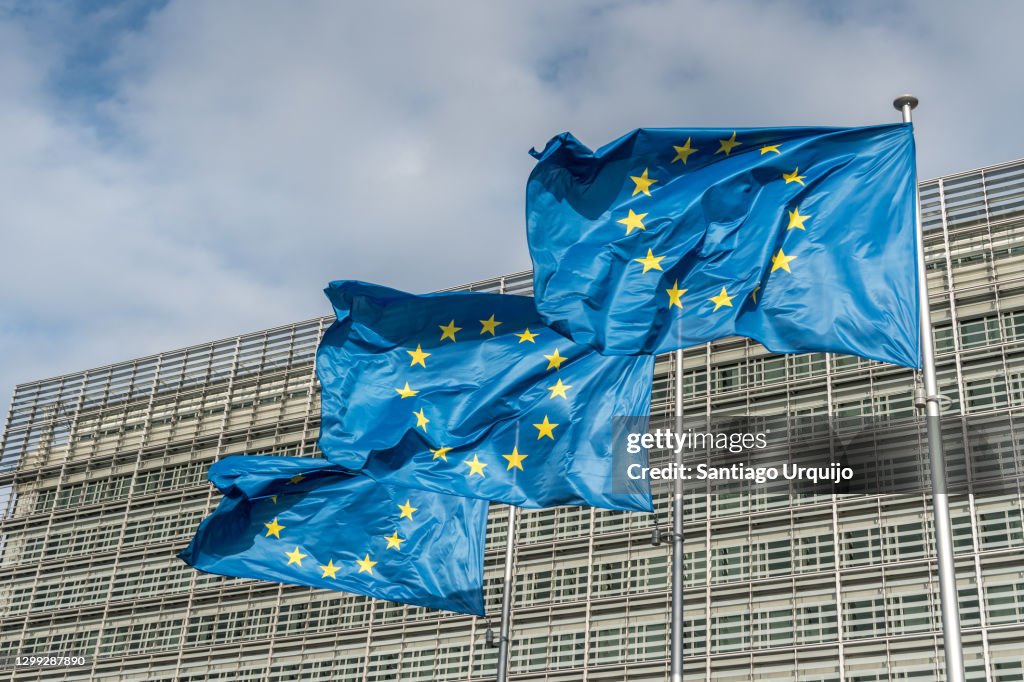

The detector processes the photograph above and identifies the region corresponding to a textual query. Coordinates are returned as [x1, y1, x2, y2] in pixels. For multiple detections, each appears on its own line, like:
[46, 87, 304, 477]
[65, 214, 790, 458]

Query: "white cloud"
[1, 0, 1023, 421]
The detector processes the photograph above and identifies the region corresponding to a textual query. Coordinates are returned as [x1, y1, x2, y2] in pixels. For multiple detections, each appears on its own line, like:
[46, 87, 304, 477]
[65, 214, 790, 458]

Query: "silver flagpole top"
[893, 94, 919, 111]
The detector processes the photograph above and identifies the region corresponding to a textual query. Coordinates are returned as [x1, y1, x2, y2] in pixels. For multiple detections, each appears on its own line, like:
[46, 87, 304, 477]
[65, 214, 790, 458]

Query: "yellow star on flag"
[270, 496, 277, 504]
[533, 415, 558, 440]
[439, 320, 461, 342]
[285, 547, 307, 566]
[671, 137, 698, 164]
[544, 348, 567, 371]
[771, 248, 797, 273]
[395, 382, 418, 399]
[787, 207, 810, 230]
[465, 454, 487, 477]
[630, 168, 657, 196]
[761, 144, 781, 155]
[413, 408, 429, 431]
[709, 287, 734, 311]
[716, 131, 741, 155]
[385, 532, 405, 551]
[752, 285, 761, 303]
[503, 446, 528, 471]
[783, 168, 805, 185]
[320, 559, 340, 579]
[398, 500, 418, 520]
[287, 474, 305, 485]
[666, 280, 687, 309]
[617, 209, 647, 235]
[548, 378, 572, 400]
[356, 554, 377, 575]
[516, 328, 539, 343]
[264, 517, 285, 539]
[635, 249, 666, 274]
[430, 446, 452, 462]
[480, 314, 501, 336]
[407, 344, 430, 368]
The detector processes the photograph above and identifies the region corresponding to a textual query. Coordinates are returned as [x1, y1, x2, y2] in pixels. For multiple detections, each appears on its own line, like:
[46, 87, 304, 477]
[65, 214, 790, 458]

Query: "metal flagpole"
[893, 94, 966, 682]
[671, 348, 684, 682]
[495, 504, 518, 681]
[493, 410, 519, 682]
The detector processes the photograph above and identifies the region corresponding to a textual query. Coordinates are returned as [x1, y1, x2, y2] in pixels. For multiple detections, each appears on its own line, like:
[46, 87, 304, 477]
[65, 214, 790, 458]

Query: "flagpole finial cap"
[893, 94, 919, 111]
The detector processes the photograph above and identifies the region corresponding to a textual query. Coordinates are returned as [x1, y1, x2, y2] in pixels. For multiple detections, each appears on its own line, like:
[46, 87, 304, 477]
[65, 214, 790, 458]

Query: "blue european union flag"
[526, 124, 920, 368]
[316, 281, 654, 512]
[178, 456, 489, 615]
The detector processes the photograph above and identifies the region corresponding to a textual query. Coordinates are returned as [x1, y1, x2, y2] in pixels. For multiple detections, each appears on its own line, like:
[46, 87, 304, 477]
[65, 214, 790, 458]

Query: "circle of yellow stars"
[379, 305, 582, 488]
[261, 483, 422, 584]
[616, 130, 813, 312]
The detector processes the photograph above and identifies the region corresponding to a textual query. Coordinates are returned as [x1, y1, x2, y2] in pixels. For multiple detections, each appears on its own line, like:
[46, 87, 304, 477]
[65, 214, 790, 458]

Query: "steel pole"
[893, 93, 966, 682]
[495, 504, 518, 681]
[670, 348, 684, 682]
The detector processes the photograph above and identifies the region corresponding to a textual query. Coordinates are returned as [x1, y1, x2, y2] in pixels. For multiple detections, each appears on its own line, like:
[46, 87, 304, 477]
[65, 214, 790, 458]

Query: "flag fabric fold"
[316, 281, 654, 512]
[179, 455, 489, 616]
[526, 124, 920, 368]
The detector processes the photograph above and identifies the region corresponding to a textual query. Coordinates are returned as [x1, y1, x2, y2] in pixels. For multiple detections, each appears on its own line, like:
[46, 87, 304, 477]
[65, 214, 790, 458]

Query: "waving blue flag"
[179, 456, 489, 616]
[526, 124, 920, 368]
[316, 281, 654, 512]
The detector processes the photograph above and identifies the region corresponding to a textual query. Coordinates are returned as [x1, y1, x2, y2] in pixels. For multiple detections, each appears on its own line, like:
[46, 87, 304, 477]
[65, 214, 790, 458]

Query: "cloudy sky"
[1, 0, 1022, 421]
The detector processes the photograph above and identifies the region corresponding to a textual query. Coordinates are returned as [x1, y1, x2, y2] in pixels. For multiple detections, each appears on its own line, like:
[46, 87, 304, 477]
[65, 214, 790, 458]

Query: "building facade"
[1, 158, 1023, 681]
